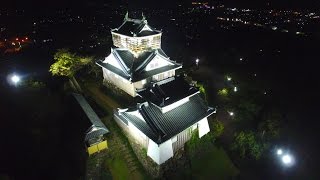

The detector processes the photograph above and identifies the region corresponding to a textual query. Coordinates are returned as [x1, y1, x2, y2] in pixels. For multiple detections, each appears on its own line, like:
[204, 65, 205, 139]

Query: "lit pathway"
[82, 80, 146, 179]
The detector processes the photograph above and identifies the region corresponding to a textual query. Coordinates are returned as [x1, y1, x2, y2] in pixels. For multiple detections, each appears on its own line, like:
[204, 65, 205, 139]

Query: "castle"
[97, 13, 215, 165]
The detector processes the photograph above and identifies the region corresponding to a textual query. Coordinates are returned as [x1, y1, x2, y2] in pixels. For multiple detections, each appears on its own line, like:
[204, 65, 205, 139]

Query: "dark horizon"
[2, 0, 320, 10]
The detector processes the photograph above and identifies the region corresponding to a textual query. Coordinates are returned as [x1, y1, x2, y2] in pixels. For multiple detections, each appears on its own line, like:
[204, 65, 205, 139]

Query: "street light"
[11, 74, 20, 84]
[234, 86, 238, 92]
[275, 147, 295, 167]
[196, 58, 199, 66]
[227, 76, 232, 81]
[229, 112, 234, 116]
[282, 154, 293, 165]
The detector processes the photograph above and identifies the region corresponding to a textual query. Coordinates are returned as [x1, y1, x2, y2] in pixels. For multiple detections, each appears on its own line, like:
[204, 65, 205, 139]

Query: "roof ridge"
[113, 49, 131, 75]
[134, 51, 156, 72]
[140, 104, 166, 143]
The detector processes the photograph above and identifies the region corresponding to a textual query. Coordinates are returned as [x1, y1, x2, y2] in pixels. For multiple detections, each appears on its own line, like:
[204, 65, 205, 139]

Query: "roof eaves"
[134, 52, 156, 72]
[112, 50, 131, 76]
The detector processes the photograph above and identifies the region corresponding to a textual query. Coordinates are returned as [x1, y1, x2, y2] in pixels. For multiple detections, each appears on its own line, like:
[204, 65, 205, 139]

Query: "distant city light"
[277, 149, 283, 155]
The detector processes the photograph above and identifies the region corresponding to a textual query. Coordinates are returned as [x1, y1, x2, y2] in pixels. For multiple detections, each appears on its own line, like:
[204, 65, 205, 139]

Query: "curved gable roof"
[112, 17, 161, 37]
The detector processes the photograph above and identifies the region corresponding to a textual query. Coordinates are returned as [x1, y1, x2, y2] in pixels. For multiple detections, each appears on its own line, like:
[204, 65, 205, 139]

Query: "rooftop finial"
[142, 12, 146, 21]
[124, 11, 129, 20]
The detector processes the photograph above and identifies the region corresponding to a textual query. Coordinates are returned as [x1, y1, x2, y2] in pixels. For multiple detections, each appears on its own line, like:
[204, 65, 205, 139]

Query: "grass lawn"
[105, 157, 130, 180]
[104, 156, 146, 180]
[190, 145, 239, 180]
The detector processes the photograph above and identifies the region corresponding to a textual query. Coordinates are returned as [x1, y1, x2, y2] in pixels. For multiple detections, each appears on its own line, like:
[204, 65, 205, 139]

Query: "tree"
[49, 49, 92, 78]
[218, 88, 228, 96]
[196, 82, 207, 102]
[231, 131, 265, 160]
[87, 60, 101, 78]
[211, 119, 224, 138]
[258, 113, 281, 140]
[231, 131, 247, 158]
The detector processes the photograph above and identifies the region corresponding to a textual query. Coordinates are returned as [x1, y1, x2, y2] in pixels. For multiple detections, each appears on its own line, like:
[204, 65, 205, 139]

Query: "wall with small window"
[102, 69, 135, 96]
[112, 32, 161, 54]
[152, 70, 175, 81]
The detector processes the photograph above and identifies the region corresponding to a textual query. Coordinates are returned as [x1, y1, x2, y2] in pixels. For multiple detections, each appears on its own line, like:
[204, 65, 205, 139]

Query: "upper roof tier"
[111, 12, 161, 37]
[96, 48, 181, 82]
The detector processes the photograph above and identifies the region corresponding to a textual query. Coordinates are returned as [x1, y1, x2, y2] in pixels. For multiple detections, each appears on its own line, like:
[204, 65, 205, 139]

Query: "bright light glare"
[240, 57, 243, 61]
[196, 58, 199, 63]
[277, 149, 283, 155]
[229, 112, 234, 116]
[282, 154, 293, 165]
[227, 77, 232, 81]
[234, 86, 238, 92]
[11, 75, 20, 84]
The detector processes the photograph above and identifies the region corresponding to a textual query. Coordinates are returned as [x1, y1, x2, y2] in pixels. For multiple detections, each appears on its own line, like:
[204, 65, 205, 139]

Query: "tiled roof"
[96, 48, 181, 82]
[137, 76, 199, 107]
[113, 18, 161, 37]
[72, 93, 109, 141]
[115, 94, 215, 144]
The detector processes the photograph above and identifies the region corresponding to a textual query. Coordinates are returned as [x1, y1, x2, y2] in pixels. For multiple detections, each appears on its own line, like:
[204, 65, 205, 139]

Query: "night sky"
[2, 0, 320, 9]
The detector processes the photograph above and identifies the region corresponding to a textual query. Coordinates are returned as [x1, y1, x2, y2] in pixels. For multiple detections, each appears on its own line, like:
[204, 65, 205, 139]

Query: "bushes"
[21, 78, 46, 89]
[231, 131, 267, 160]
[100, 80, 132, 106]
[211, 119, 224, 138]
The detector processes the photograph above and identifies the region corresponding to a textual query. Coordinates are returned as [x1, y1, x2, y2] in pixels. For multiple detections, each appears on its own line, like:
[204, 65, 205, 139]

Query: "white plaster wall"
[198, 117, 210, 138]
[147, 139, 174, 165]
[128, 121, 149, 148]
[133, 78, 150, 90]
[151, 70, 176, 82]
[102, 69, 136, 97]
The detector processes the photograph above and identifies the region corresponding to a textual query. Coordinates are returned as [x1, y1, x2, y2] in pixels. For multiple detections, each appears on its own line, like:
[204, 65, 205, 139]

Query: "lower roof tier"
[115, 94, 215, 144]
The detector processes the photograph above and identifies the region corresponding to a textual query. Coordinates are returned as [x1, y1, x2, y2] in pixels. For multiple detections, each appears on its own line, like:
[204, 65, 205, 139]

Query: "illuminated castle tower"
[111, 12, 162, 56]
[97, 13, 215, 165]
[97, 13, 181, 97]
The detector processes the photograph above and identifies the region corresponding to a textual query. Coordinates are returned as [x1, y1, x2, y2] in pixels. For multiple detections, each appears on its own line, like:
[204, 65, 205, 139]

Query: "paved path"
[84, 81, 120, 110]
[82, 81, 145, 179]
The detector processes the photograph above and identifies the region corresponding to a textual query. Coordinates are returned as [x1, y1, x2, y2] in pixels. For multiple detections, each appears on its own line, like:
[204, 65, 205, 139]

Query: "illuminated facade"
[97, 13, 181, 97]
[97, 13, 215, 165]
[111, 12, 162, 55]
